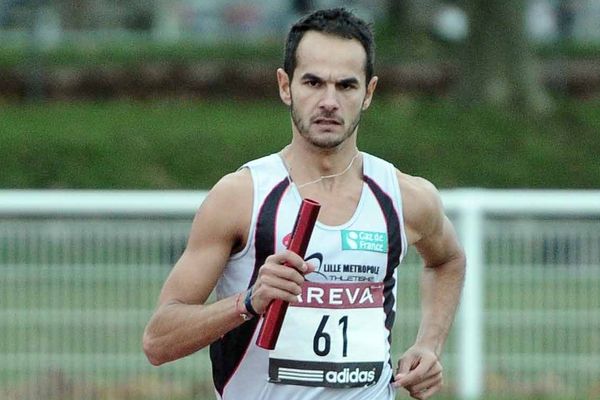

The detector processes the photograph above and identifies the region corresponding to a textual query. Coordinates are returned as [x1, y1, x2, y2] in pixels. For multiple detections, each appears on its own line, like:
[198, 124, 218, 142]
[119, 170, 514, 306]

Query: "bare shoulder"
[188, 168, 253, 251]
[204, 168, 253, 208]
[396, 170, 444, 246]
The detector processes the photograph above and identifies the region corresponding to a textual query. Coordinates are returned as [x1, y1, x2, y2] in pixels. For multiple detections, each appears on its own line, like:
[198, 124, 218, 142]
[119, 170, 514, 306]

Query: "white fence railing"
[441, 190, 600, 399]
[1, 189, 599, 400]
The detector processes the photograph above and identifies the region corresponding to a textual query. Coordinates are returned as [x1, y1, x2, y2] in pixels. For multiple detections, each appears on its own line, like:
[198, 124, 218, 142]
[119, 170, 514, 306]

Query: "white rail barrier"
[443, 189, 600, 399]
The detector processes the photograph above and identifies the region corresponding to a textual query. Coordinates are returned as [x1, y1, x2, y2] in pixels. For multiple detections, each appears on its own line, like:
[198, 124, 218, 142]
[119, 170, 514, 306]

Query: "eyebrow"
[300, 73, 323, 82]
[338, 77, 359, 86]
[300, 73, 359, 86]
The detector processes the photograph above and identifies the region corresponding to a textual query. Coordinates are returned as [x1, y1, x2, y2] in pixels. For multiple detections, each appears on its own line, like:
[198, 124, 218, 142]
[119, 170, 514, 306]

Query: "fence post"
[457, 195, 484, 399]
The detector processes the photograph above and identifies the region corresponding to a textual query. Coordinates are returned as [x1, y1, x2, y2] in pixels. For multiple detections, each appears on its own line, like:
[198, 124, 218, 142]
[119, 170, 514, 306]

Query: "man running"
[143, 8, 466, 400]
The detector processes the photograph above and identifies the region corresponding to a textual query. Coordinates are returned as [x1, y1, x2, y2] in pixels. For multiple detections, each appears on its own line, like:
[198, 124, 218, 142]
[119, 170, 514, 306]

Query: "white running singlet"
[210, 152, 408, 400]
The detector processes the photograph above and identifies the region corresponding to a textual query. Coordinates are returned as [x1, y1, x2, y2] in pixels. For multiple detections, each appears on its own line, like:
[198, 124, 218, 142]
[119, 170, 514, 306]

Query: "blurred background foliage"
[1, 0, 599, 189]
[2, 98, 599, 189]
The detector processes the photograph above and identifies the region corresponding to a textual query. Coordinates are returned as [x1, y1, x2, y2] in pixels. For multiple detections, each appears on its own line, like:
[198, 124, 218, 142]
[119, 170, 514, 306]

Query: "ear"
[277, 68, 292, 106]
[361, 76, 378, 110]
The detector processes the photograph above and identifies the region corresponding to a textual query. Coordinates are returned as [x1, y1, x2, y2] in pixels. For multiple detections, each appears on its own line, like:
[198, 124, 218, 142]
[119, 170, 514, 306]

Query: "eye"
[338, 81, 357, 91]
[305, 79, 321, 88]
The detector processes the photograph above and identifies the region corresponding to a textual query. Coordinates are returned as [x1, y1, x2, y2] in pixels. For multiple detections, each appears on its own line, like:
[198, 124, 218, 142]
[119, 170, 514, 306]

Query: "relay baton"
[256, 198, 321, 350]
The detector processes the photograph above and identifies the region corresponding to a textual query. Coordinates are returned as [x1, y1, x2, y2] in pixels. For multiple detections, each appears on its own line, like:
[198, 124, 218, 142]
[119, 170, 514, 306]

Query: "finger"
[262, 263, 306, 286]
[396, 353, 416, 376]
[407, 371, 442, 395]
[304, 261, 316, 274]
[393, 354, 418, 386]
[410, 381, 442, 400]
[396, 358, 436, 388]
[272, 250, 311, 273]
[259, 286, 301, 304]
[251, 286, 300, 313]
[260, 274, 303, 297]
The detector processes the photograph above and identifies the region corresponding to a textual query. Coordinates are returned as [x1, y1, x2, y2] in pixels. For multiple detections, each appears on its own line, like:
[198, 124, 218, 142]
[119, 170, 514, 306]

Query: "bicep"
[158, 172, 252, 306]
[402, 175, 463, 268]
[414, 214, 463, 269]
[158, 230, 232, 307]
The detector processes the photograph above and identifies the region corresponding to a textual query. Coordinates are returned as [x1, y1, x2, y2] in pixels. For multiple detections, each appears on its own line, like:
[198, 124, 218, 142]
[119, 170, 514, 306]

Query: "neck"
[280, 143, 362, 189]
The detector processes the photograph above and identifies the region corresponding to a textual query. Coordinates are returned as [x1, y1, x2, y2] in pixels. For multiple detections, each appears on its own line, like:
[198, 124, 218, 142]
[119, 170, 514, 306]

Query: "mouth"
[313, 117, 343, 126]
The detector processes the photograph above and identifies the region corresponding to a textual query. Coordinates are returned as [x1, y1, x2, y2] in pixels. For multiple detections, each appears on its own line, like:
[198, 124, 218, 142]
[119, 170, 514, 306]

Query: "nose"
[318, 84, 339, 113]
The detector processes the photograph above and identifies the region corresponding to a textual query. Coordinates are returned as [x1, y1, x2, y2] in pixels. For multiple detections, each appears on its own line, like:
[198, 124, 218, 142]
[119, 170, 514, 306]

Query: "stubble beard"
[291, 101, 362, 149]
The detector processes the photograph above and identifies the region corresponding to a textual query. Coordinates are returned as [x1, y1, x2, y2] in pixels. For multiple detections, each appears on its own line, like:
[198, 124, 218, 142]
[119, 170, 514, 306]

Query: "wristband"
[236, 292, 253, 321]
[244, 287, 260, 317]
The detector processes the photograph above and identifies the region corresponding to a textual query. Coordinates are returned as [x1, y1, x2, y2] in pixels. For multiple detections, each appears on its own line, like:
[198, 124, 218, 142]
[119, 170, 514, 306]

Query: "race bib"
[268, 282, 387, 388]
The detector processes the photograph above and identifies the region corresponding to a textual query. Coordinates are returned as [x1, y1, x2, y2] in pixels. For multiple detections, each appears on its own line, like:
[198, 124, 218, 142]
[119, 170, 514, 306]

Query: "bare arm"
[142, 170, 252, 365]
[142, 169, 311, 366]
[393, 174, 466, 399]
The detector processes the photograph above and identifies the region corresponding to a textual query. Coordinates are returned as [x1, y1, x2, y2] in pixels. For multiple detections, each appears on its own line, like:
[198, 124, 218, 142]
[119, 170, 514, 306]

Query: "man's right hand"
[250, 250, 315, 314]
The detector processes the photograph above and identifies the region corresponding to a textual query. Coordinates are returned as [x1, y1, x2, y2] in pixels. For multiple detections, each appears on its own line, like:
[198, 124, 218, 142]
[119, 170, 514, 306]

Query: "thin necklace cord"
[285, 151, 361, 189]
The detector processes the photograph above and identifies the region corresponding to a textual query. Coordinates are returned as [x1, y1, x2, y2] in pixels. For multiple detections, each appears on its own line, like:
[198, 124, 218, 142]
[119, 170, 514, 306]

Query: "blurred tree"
[58, 0, 91, 29]
[556, 0, 576, 41]
[386, 0, 410, 39]
[381, 0, 424, 59]
[458, 0, 551, 113]
[11, 0, 49, 101]
[293, 0, 313, 15]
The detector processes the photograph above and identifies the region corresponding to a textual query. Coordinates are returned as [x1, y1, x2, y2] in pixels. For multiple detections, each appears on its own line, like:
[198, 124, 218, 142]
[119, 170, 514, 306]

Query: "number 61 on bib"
[268, 282, 388, 388]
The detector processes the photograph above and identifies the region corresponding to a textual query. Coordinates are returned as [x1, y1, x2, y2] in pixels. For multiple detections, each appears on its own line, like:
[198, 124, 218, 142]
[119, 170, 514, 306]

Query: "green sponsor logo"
[341, 230, 388, 253]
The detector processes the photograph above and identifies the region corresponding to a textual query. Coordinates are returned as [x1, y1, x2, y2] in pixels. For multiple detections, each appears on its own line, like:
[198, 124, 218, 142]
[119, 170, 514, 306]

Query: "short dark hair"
[283, 8, 375, 82]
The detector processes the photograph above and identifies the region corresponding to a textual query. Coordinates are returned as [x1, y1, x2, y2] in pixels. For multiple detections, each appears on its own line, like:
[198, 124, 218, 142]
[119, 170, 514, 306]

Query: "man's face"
[278, 31, 377, 149]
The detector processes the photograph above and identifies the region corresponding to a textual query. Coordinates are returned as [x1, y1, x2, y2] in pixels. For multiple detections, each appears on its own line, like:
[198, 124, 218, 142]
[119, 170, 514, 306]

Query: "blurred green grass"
[0, 98, 599, 189]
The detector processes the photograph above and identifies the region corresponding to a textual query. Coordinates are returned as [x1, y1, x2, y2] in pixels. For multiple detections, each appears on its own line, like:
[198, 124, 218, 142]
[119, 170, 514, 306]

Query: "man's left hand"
[393, 345, 443, 399]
